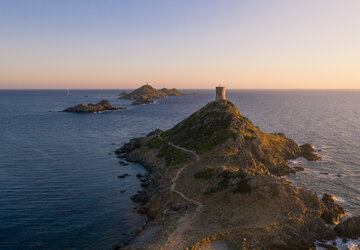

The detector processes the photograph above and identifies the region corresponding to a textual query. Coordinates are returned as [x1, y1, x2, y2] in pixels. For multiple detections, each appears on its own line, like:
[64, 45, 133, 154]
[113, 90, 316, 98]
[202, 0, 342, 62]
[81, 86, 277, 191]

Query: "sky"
[0, 0, 360, 89]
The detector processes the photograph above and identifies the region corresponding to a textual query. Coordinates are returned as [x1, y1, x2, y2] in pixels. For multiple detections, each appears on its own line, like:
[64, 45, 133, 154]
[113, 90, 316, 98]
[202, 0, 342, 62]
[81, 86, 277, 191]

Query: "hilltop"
[119, 84, 185, 104]
[160, 100, 318, 176]
[116, 100, 346, 249]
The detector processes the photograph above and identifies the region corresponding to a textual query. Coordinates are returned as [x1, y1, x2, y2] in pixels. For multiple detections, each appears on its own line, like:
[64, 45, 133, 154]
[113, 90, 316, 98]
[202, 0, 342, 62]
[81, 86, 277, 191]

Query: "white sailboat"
[66, 89, 70, 96]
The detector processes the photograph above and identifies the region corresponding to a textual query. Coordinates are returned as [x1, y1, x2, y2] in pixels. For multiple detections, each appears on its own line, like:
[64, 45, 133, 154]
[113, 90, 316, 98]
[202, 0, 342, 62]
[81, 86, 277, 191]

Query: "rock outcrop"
[116, 100, 345, 249]
[300, 143, 321, 161]
[119, 84, 185, 101]
[320, 193, 345, 224]
[334, 217, 360, 239]
[63, 100, 126, 113]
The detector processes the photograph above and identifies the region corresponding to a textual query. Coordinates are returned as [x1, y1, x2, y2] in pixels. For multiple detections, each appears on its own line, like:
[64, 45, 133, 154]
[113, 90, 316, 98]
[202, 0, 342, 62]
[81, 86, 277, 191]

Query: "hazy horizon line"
[1, 88, 360, 91]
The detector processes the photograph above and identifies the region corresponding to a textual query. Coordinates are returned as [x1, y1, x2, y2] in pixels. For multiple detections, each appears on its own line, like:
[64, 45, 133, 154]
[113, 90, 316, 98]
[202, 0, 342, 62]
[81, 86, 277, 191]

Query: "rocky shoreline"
[114, 100, 359, 249]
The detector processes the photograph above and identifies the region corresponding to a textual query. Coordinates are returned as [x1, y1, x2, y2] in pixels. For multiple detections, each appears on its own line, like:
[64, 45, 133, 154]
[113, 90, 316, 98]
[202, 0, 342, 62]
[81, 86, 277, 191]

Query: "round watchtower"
[215, 86, 226, 101]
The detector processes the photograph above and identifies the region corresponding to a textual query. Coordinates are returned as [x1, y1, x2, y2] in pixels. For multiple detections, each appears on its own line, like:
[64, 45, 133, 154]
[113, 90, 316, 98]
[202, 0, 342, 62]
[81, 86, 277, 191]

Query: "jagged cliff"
[116, 100, 345, 249]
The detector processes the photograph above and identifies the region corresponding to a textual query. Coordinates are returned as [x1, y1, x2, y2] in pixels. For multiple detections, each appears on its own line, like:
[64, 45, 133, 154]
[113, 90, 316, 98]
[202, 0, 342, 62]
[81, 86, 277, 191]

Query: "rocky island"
[63, 100, 126, 113]
[115, 89, 357, 249]
[132, 96, 155, 105]
[119, 84, 185, 105]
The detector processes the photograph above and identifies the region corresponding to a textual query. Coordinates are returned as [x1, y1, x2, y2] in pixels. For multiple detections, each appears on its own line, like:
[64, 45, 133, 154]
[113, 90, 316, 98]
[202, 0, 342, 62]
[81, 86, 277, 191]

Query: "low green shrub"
[157, 144, 190, 166]
[194, 168, 215, 180]
[233, 179, 252, 194]
[146, 137, 163, 148]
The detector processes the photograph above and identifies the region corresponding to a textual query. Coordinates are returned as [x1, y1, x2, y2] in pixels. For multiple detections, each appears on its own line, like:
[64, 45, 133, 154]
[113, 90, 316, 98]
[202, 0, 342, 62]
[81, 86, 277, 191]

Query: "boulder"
[320, 193, 345, 224]
[334, 217, 360, 239]
[300, 144, 321, 161]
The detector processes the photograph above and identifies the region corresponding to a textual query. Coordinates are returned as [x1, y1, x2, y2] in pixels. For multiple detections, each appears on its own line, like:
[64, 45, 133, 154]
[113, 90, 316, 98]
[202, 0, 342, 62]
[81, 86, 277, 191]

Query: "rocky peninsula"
[115, 99, 358, 249]
[63, 100, 126, 113]
[119, 84, 185, 105]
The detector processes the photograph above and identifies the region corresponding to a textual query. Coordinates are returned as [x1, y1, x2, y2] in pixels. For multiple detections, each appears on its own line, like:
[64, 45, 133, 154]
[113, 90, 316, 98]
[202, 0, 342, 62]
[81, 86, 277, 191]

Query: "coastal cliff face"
[116, 100, 345, 249]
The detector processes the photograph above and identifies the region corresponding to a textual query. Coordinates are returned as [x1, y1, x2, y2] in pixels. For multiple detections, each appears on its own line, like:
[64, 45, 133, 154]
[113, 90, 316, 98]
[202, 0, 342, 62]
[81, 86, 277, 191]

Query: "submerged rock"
[334, 217, 360, 239]
[117, 174, 130, 178]
[63, 100, 126, 113]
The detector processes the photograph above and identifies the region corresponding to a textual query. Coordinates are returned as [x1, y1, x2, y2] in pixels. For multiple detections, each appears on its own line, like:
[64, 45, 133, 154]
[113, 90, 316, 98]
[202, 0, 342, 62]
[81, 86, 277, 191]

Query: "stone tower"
[215, 86, 226, 101]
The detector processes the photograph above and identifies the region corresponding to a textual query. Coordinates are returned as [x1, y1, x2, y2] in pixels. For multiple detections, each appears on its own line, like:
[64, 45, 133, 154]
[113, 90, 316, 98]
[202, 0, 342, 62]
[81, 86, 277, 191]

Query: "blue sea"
[0, 89, 359, 249]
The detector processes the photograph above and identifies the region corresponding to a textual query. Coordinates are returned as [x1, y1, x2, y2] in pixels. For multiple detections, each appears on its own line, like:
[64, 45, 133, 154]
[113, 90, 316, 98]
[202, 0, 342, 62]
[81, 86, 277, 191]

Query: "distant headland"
[119, 84, 186, 105]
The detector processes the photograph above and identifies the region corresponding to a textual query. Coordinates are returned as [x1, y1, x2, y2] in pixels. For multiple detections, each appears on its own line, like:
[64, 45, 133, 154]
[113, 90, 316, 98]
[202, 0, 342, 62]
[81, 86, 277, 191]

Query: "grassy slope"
[162, 100, 301, 175]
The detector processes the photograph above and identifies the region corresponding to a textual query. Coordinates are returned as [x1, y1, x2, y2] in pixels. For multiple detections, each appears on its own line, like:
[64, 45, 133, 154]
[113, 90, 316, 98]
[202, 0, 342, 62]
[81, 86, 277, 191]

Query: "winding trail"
[158, 135, 203, 212]
[157, 135, 204, 249]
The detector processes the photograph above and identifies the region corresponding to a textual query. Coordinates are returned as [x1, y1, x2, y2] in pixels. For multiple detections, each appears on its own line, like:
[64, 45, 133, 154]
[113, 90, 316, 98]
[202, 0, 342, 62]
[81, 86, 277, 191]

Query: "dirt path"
[158, 135, 203, 249]
[158, 135, 203, 211]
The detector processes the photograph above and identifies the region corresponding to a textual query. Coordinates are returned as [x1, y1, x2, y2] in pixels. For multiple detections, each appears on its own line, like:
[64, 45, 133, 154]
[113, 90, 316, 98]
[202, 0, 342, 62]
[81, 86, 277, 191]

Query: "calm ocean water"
[0, 89, 359, 249]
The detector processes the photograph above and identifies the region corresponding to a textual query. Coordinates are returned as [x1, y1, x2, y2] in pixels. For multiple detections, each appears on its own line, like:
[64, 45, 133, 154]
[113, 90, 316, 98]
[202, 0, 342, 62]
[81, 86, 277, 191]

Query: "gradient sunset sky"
[1, 0, 360, 89]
